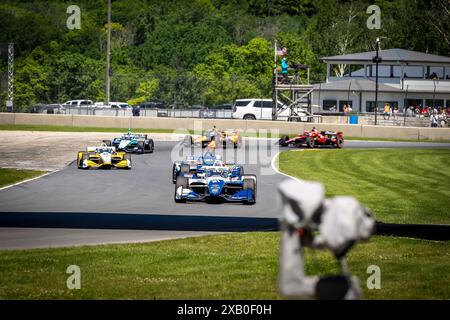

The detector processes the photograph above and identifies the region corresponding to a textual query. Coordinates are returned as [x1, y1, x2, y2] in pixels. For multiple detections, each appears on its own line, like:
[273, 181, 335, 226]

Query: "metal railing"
[61, 107, 233, 119]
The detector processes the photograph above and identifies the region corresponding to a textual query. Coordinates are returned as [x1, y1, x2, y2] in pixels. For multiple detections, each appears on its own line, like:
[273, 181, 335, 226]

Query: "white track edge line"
[270, 150, 304, 184]
[0, 169, 62, 191]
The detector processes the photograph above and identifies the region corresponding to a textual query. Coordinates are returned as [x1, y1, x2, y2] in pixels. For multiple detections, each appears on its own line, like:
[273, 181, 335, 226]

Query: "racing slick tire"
[77, 152, 84, 169]
[243, 177, 256, 205]
[148, 139, 154, 153]
[335, 138, 344, 149]
[80, 153, 89, 169]
[137, 141, 145, 154]
[183, 135, 193, 147]
[279, 135, 290, 147]
[124, 153, 132, 169]
[102, 140, 112, 146]
[306, 137, 315, 148]
[174, 176, 189, 203]
[172, 163, 179, 183]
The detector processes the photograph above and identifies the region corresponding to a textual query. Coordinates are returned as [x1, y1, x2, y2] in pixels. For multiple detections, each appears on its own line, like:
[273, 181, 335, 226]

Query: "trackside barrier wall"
[1, 113, 450, 142]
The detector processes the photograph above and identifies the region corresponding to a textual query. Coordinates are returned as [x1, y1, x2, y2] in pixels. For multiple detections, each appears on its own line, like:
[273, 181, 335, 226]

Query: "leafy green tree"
[128, 78, 159, 106]
[45, 52, 104, 103]
[14, 56, 48, 111]
[194, 38, 272, 105]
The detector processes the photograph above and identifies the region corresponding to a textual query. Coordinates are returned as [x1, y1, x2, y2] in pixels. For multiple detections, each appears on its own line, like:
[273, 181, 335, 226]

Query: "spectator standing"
[438, 110, 447, 128]
[393, 105, 399, 120]
[281, 56, 289, 84]
[430, 112, 439, 127]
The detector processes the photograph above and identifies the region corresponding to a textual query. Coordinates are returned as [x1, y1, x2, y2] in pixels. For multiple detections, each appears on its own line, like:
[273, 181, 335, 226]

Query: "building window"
[405, 99, 423, 109]
[339, 100, 353, 112]
[345, 65, 365, 77]
[366, 101, 398, 112]
[323, 100, 337, 111]
[403, 66, 423, 79]
[377, 65, 391, 78]
[425, 99, 444, 108]
[429, 67, 444, 79]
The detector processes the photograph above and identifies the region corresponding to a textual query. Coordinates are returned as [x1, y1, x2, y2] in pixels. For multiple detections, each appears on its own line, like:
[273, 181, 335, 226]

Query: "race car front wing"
[175, 186, 255, 203]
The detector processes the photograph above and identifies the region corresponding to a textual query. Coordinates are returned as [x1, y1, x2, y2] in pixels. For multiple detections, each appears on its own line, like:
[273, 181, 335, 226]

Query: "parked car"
[232, 98, 308, 121]
[63, 100, 93, 107]
[211, 103, 233, 110]
[139, 101, 166, 109]
[31, 104, 66, 114]
[94, 102, 131, 109]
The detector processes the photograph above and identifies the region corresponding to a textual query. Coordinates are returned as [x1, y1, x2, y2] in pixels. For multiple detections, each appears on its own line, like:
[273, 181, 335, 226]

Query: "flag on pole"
[276, 47, 287, 56]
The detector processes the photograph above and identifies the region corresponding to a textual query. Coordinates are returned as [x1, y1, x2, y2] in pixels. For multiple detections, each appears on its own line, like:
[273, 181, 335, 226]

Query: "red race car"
[279, 129, 344, 148]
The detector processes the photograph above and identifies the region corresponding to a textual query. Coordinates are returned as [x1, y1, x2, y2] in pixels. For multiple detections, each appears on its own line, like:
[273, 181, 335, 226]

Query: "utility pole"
[272, 39, 277, 121]
[373, 37, 382, 125]
[7, 43, 14, 112]
[105, 0, 111, 106]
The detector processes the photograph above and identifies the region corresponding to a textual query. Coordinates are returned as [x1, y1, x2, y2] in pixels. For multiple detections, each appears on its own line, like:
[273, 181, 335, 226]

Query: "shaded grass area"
[0, 168, 47, 188]
[279, 149, 450, 225]
[0, 233, 448, 299]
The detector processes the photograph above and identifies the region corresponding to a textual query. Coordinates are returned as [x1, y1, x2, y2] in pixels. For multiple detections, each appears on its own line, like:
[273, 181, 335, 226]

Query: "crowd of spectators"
[404, 105, 448, 127]
[404, 105, 449, 118]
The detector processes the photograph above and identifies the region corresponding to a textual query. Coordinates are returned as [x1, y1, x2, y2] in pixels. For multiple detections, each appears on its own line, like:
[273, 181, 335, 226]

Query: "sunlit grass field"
[279, 148, 450, 224]
[0, 233, 448, 299]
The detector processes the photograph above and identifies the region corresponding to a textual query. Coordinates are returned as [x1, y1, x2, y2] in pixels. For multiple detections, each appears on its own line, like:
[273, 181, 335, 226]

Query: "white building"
[313, 49, 450, 113]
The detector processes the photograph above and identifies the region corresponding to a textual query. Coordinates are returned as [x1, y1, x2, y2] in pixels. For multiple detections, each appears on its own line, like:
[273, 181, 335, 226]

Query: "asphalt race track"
[1, 139, 449, 249]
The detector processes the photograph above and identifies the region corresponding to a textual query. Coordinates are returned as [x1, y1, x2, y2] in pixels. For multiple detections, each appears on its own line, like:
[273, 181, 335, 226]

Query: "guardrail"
[1, 113, 450, 142]
[62, 107, 233, 119]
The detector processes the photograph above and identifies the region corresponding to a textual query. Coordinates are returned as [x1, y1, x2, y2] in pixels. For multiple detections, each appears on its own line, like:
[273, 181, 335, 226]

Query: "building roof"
[313, 79, 403, 93]
[322, 49, 450, 65]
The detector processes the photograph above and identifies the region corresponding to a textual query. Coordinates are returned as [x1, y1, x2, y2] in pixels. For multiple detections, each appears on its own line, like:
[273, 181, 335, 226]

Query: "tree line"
[0, 0, 449, 111]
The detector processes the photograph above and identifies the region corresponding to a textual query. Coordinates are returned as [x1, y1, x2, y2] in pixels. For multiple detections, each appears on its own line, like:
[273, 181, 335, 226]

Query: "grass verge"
[1, 124, 448, 142]
[0, 233, 448, 299]
[0, 168, 48, 189]
[0, 124, 272, 138]
[279, 148, 450, 225]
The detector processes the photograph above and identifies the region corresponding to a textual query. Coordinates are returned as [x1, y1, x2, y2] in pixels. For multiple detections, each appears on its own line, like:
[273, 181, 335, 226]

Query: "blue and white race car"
[172, 152, 228, 183]
[174, 165, 256, 204]
[104, 130, 154, 154]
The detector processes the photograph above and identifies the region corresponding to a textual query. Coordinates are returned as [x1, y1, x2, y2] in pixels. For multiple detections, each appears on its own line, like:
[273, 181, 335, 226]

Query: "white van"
[63, 100, 93, 107]
[232, 98, 308, 121]
[95, 102, 131, 109]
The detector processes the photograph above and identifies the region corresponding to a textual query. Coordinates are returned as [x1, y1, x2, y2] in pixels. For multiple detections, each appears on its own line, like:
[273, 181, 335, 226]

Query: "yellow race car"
[221, 129, 242, 148]
[183, 128, 242, 148]
[77, 143, 132, 169]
